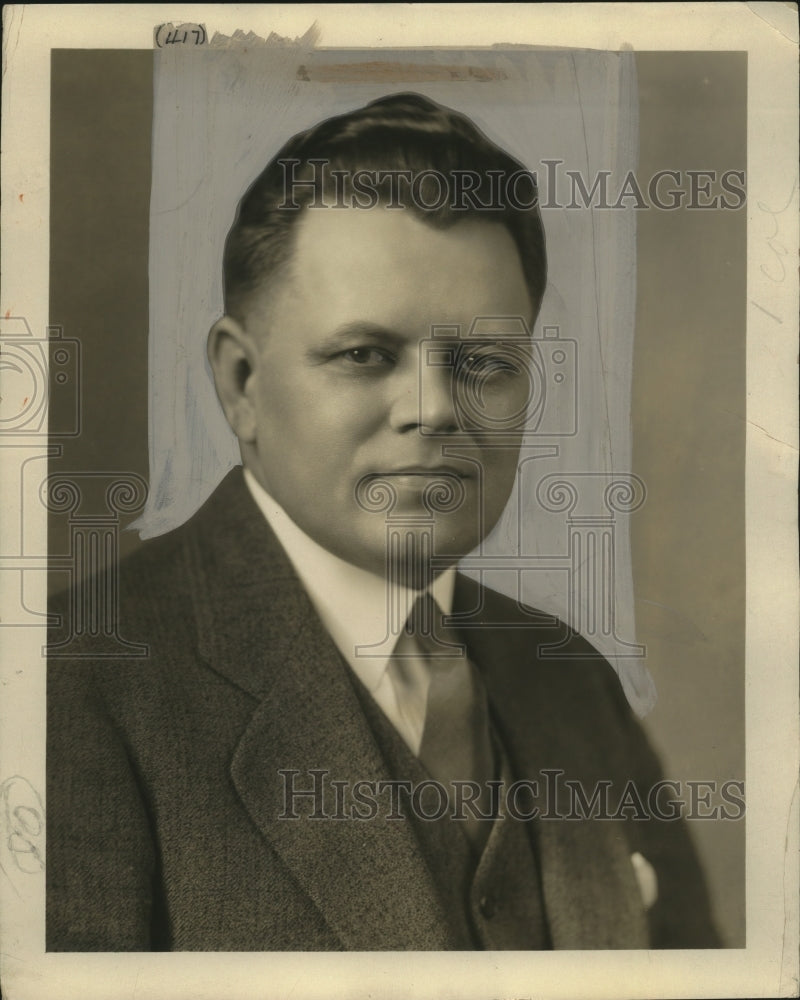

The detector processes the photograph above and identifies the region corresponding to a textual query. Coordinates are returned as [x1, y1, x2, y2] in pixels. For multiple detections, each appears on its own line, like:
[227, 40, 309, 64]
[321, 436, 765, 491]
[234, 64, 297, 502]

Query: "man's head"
[208, 93, 547, 580]
[222, 93, 547, 322]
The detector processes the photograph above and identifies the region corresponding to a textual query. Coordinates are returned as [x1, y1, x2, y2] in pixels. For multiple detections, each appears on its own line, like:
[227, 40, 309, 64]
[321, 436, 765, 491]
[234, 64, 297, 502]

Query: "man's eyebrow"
[307, 322, 406, 357]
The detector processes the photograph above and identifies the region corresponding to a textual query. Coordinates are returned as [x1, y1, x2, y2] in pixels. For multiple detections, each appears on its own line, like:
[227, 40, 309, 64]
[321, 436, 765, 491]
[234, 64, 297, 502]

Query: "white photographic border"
[1, 4, 798, 998]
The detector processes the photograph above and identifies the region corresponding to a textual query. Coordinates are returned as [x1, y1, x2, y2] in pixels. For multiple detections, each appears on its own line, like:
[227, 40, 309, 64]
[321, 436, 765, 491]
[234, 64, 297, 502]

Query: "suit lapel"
[454, 575, 649, 949]
[184, 469, 451, 949]
[181, 473, 647, 949]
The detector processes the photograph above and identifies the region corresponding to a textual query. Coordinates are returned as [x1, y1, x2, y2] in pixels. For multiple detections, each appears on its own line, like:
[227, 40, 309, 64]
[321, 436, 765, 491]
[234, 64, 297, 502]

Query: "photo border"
[1, 4, 797, 998]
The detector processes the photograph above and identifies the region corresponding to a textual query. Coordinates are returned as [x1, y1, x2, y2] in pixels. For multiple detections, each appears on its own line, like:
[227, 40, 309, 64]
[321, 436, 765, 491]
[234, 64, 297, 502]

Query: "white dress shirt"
[244, 468, 455, 754]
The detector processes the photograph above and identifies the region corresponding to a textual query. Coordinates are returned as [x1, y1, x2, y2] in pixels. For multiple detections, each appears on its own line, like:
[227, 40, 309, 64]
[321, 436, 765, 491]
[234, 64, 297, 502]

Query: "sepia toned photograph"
[1, 5, 797, 999]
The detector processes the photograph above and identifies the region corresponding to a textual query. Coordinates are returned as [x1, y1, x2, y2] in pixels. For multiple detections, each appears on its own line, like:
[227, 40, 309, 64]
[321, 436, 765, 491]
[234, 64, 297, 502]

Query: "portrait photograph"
[1, 5, 797, 1000]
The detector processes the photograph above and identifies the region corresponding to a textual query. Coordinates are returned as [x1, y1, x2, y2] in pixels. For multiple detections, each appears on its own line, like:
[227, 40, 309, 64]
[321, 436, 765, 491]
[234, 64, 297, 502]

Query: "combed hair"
[223, 93, 547, 321]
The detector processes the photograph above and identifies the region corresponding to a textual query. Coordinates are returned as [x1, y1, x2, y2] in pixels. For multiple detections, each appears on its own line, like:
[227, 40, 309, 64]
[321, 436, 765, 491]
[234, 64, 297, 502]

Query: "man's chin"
[356, 531, 474, 588]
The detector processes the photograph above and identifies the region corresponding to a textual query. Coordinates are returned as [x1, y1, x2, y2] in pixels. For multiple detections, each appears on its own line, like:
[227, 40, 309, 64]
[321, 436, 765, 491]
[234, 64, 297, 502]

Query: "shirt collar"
[243, 467, 456, 692]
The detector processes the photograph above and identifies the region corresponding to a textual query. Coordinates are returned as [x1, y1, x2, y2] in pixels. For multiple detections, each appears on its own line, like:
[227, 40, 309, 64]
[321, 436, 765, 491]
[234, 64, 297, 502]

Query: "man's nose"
[388, 356, 460, 435]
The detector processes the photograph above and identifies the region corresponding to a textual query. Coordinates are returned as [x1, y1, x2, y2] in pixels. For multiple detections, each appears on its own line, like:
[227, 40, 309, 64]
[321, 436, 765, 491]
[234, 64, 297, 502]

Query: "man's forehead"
[285, 208, 530, 303]
[290, 202, 516, 251]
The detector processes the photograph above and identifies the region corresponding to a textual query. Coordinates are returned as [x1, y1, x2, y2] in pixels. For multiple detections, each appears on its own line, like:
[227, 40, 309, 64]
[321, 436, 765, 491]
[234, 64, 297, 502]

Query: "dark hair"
[223, 92, 547, 321]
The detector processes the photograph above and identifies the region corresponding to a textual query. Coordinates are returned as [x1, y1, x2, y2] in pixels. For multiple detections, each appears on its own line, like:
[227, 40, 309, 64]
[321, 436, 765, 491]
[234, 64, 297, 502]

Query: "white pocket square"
[631, 851, 659, 910]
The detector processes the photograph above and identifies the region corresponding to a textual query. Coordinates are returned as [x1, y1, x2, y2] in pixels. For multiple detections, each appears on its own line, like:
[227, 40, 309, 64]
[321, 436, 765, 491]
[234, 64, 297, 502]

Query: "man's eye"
[457, 352, 522, 380]
[340, 347, 393, 368]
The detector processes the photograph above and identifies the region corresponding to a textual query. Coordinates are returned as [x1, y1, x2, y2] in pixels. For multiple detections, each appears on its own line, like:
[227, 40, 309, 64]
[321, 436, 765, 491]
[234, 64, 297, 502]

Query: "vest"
[349, 670, 552, 949]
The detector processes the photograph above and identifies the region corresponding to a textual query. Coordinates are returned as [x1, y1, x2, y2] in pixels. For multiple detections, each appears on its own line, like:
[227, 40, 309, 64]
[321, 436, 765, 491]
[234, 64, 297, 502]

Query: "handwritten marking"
[756, 180, 796, 285]
[751, 178, 797, 325]
[154, 22, 207, 49]
[751, 300, 783, 324]
[1, 776, 45, 884]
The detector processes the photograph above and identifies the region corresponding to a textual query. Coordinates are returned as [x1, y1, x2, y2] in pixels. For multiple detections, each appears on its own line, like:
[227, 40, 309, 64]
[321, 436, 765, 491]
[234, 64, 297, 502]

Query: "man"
[47, 94, 719, 951]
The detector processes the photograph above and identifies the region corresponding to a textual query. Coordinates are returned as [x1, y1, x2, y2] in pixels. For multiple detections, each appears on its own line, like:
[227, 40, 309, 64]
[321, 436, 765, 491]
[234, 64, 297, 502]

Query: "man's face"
[241, 207, 535, 580]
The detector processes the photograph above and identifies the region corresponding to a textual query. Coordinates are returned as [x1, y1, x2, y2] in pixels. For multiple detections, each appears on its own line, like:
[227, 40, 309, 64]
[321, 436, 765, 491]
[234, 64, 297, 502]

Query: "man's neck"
[242, 465, 457, 655]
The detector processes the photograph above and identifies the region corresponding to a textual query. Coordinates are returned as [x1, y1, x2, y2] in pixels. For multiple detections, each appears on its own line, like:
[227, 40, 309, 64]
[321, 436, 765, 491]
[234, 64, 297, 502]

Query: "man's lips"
[373, 466, 471, 479]
[355, 469, 472, 513]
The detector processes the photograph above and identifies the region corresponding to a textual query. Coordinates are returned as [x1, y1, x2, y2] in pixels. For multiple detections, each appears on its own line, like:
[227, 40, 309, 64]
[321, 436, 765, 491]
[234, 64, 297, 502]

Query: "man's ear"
[207, 316, 260, 444]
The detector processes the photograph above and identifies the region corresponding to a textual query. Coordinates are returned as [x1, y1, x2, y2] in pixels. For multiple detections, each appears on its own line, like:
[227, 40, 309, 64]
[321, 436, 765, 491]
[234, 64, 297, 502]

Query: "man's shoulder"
[457, 573, 623, 672]
[120, 466, 249, 567]
[120, 515, 192, 586]
[459, 574, 635, 729]
[49, 468, 257, 635]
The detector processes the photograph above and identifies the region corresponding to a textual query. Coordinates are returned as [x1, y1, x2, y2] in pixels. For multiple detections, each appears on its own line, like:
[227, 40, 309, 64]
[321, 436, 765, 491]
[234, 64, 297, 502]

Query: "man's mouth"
[377, 466, 470, 479]
[354, 469, 473, 517]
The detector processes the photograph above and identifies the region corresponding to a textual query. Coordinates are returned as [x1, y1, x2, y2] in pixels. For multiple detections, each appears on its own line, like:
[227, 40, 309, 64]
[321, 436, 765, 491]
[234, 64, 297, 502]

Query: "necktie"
[391, 593, 496, 855]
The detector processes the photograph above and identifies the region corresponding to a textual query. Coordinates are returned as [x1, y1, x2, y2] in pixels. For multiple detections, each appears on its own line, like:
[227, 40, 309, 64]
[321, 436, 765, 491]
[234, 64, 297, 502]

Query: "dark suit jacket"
[47, 467, 719, 951]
